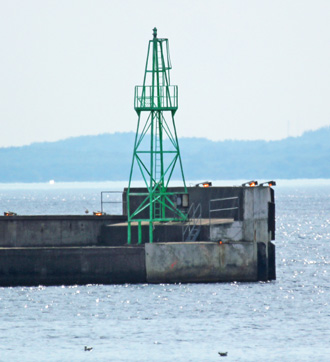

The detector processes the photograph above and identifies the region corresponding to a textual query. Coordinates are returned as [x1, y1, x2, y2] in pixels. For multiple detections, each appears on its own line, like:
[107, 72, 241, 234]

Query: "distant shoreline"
[0, 178, 330, 190]
[1, 127, 329, 182]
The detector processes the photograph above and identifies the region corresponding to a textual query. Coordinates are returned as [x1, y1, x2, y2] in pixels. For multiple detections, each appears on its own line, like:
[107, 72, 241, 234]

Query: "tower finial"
[153, 27, 157, 39]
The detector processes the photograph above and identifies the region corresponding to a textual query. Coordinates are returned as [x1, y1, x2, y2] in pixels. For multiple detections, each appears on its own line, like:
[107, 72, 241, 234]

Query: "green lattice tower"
[127, 28, 188, 244]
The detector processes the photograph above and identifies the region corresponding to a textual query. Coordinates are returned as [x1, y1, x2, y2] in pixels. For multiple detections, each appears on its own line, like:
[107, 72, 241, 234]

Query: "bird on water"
[218, 352, 228, 357]
[84, 346, 93, 351]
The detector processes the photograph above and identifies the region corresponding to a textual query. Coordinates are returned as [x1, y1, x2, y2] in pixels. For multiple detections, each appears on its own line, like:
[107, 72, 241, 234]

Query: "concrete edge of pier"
[0, 241, 275, 287]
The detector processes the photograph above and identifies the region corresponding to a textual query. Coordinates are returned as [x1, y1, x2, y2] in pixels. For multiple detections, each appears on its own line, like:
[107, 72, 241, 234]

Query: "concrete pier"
[0, 186, 276, 286]
[0, 241, 262, 286]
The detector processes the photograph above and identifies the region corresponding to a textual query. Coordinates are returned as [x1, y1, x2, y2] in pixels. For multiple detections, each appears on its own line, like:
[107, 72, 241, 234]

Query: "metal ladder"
[154, 116, 161, 219]
[182, 203, 202, 241]
[153, 43, 165, 220]
[157, 44, 164, 72]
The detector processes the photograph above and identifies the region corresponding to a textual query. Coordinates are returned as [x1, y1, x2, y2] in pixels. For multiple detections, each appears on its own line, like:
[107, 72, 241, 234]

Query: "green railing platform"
[134, 85, 178, 112]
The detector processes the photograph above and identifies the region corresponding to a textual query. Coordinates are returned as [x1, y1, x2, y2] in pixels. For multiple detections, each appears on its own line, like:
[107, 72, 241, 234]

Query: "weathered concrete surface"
[124, 186, 244, 220]
[243, 187, 272, 243]
[101, 218, 233, 245]
[210, 221, 243, 242]
[0, 215, 126, 247]
[0, 240, 273, 286]
[145, 242, 257, 283]
[268, 242, 276, 280]
[257, 242, 268, 281]
[0, 246, 145, 286]
[210, 187, 275, 245]
[100, 221, 185, 245]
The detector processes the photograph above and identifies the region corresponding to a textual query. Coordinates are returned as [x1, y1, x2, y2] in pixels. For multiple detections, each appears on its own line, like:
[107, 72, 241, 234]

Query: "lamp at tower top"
[153, 27, 157, 38]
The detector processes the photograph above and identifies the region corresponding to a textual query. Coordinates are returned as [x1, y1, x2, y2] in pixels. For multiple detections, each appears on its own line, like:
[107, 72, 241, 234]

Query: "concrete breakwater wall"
[0, 215, 126, 247]
[0, 246, 145, 286]
[0, 241, 269, 286]
[145, 242, 257, 283]
[0, 186, 275, 247]
[0, 186, 276, 285]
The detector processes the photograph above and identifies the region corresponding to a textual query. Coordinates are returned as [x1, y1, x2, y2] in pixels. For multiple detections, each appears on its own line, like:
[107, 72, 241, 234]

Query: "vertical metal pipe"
[149, 221, 153, 243]
[138, 221, 142, 244]
[128, 221, 131, 245]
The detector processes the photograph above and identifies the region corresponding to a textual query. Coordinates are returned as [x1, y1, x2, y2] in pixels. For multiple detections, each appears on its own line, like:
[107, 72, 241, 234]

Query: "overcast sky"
[1, 0, 330, 147]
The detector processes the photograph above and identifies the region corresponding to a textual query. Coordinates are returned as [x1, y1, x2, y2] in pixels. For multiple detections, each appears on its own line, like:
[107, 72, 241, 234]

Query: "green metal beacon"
[127, 28, 188, 244]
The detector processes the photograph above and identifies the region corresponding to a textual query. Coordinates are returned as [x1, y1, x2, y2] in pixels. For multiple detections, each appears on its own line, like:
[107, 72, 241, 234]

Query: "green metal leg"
[138, 221, 142, 244]
[149, 222, 153, 243]
[128, 221, 131, 245]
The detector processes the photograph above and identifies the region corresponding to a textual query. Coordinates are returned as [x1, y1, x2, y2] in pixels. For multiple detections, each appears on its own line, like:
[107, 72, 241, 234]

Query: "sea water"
[0, 180, 329, 361]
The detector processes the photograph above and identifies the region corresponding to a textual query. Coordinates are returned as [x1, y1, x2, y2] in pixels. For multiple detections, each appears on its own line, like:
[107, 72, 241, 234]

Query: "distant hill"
[0, 127, 329, 182]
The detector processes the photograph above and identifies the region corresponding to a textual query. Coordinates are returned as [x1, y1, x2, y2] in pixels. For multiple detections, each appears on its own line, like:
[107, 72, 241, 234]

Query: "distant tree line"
[0, 127, 329, 182]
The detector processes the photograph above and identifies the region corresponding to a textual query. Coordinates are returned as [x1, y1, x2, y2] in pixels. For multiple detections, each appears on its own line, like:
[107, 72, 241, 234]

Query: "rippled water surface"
[0, 180, 329, 361]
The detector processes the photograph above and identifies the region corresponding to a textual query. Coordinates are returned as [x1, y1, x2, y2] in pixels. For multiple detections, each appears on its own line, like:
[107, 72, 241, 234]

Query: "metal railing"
[182, 202, 202, 241]
[209, 196, 239, 225]
[134, 85, 178, 110]
[100, 191, 124, 215]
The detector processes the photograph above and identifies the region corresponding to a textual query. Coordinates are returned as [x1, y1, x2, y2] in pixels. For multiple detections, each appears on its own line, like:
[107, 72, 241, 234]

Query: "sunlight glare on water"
[0, 180, 329, 361]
